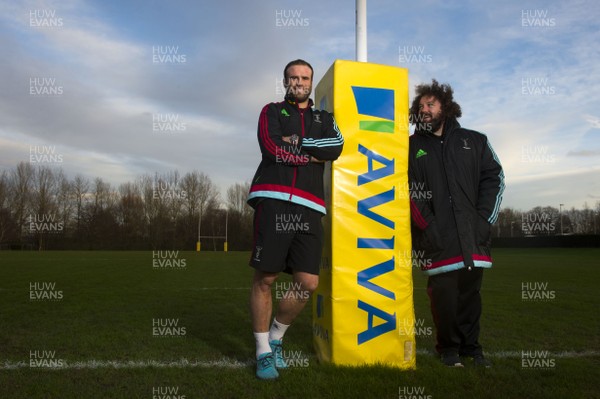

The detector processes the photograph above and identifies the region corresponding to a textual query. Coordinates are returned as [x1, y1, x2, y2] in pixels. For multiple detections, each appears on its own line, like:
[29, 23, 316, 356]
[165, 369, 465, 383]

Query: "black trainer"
[441, 353, 464, 367]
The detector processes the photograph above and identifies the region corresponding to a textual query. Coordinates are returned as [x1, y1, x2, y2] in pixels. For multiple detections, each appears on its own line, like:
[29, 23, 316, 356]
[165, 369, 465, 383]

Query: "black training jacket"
[409, 118, 505, 276]
[247, 98, 344, 214]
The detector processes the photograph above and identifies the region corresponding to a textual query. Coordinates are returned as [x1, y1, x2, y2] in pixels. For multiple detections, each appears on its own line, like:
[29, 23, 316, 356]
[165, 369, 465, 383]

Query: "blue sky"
[1, 0, 599, 211]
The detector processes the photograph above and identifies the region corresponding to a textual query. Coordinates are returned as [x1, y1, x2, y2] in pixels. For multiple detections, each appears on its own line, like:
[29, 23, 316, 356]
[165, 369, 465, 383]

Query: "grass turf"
[0, 249, 598, 398]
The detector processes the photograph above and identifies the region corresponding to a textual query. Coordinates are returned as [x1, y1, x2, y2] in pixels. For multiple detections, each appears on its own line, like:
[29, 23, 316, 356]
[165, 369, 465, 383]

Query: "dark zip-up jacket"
[247, 98, 344, 214]
[409, 118, 504, 276]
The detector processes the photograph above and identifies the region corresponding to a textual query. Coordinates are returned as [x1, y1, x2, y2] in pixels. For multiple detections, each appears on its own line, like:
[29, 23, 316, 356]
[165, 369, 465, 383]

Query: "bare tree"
[180, 171, 219, 218]
[579, 202, 594, 234]
[91, 177, 113, 212]
[72, 175, 90, 234]
[55, 170, 73, 236]
[166, 170, 185, 222]
[118, 181, 146, 248]
[595, 201, 600, 235]
[87, 177, 118, 249]
[0, 171, 11, 244]
[226, 181, 252, 218]
[9, 162, 34, 239]
[30, 165, 61, 250]
[224, 181, 253, 250]
[0, 171, 7, 209]
[495, 207, 522, 237]
[178, 171, 220, 248]
[143, 173, 170, 248]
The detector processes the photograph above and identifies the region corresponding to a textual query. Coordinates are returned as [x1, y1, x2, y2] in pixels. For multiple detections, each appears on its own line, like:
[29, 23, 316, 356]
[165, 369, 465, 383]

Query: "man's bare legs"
[251, 270, 318, 331]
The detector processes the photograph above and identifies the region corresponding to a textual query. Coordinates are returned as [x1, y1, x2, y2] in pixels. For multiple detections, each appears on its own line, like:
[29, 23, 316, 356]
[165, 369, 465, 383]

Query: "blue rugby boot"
[269, 339, 288, 369]
[256, 352, 279, 380]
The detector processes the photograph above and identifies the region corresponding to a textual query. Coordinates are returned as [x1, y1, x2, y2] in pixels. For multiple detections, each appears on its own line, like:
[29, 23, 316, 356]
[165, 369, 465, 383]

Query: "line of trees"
[0, 162, 253, 250]
[1, 162, 598, 251]
[494, 204, 600, 237]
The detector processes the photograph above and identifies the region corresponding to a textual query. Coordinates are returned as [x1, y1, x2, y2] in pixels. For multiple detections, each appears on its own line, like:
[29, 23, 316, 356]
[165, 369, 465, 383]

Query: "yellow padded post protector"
[313, 60, 415, 368]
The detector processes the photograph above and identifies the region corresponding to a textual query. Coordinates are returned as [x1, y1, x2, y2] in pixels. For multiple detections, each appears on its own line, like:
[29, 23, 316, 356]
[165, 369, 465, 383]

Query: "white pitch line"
[1, 358, 252, 370]
[415, 349, 600, 358]
[2, 350, 598, 370]
[483, 350, 600, 359]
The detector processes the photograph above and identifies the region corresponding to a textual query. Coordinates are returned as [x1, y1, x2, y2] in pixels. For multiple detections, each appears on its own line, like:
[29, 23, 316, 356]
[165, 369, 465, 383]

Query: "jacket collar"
[440, 117, 461, 138]
[284, 96, 314, 110]
[416, 117, 461, 139]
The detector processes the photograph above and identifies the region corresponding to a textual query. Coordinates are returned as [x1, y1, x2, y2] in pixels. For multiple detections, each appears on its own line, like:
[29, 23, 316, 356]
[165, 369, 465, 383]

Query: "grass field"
[0, 249, 598, 399]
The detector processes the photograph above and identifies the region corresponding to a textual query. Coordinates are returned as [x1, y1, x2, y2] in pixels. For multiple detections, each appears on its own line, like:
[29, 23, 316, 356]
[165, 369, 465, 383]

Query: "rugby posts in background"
[313, 60, 415, 369]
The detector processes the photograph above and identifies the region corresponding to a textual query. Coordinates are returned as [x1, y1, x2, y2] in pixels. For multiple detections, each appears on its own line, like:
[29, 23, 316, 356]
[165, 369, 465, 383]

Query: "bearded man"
[408, 79, 504, 368]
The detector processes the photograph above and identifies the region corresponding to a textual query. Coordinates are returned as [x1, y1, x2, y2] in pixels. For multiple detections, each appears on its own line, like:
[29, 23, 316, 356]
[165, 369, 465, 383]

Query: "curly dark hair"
[409, 79, 462, 124]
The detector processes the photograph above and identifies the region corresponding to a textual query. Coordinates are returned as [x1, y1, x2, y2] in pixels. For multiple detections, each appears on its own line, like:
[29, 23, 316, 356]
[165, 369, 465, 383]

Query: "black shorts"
[249, 199, 323, 275]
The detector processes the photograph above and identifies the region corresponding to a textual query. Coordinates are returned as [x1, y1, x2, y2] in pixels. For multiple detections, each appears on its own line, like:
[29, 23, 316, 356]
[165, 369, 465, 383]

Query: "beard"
[429, 115, 444, 133]
[419, 110, 444, 133]
[286, 85, 312, 103]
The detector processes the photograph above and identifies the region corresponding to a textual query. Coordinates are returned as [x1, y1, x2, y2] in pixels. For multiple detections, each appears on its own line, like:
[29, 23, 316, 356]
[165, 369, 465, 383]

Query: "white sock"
[269, 318, 290, 342]
[254, 332, 271, 358]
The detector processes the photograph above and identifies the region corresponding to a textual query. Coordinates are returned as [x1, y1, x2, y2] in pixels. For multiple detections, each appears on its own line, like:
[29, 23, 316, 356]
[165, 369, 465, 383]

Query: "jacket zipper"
[289, 107, 306, 201]
[440, 134, 472, 271]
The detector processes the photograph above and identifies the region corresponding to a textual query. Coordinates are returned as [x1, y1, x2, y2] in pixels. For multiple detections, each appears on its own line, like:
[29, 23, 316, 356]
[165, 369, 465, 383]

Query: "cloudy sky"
[1, 0, 599, 211]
